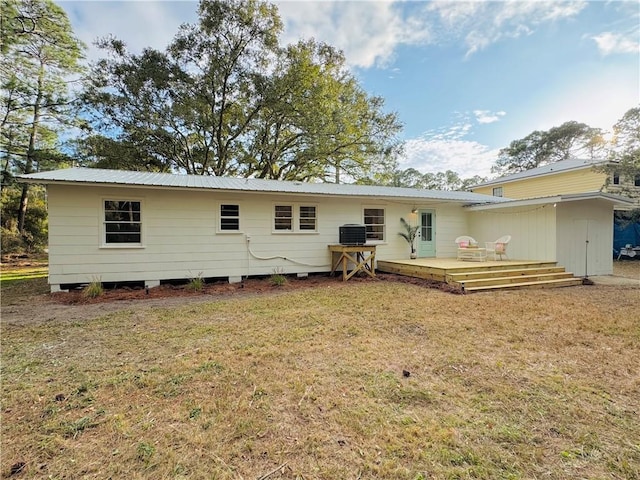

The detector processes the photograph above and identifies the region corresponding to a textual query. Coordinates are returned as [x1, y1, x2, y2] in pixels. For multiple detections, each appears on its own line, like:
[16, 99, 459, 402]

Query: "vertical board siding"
[556, 200, 613, 276]
[468, 204, 557, 261]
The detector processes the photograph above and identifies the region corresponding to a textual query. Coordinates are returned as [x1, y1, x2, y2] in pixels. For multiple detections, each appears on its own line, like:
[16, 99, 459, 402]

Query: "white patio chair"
[485, 235, 511, 260]
[455, 236, 477, 260]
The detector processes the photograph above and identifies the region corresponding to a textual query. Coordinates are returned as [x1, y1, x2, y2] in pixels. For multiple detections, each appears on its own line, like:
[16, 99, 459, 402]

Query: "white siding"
[468, 204, 557, 261]
[47, 185, 469, 286]
[556, 200, 613, 276]
[433, 204, 471, 258]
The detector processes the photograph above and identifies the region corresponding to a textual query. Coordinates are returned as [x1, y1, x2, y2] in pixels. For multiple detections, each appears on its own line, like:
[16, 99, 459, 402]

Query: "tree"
[598, 106, 640, 199]
[493, 121, 605, 175]
[241, 39, 401, 181]
[0, 0, 85, 246]
[80, 0, 401, 182]
[357, 166, 486, 192]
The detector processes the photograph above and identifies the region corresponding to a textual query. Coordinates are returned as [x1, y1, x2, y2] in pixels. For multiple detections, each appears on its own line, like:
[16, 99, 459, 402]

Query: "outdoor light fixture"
[411, 207, 418, 214]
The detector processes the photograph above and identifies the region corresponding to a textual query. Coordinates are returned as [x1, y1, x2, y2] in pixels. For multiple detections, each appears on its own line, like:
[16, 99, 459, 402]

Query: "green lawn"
[0, 264, 49, 306]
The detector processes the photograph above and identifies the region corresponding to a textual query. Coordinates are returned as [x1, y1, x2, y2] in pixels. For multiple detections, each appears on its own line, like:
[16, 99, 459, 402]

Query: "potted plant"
[399, 217, 420, 259]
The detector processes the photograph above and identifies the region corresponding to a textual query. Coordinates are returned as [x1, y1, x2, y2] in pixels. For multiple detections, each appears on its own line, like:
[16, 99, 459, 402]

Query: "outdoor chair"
[485, 235, 511, 260]
[455, 236, 478, 260]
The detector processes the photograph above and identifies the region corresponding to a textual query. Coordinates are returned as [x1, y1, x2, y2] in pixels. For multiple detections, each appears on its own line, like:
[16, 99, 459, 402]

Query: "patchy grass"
[2, 282, 638, 479]
[0, 263, 49, 306]
[613, 259, 640, 279]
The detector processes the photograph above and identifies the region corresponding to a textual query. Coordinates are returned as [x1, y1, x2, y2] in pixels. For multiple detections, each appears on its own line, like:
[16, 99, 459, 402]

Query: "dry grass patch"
[613, 259, 640, 279]
[2, 283, 639, 479]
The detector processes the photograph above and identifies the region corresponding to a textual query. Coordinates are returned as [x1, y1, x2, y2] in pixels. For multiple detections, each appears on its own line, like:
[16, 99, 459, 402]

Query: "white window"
[220, 204, 240, 231]
[104, 200, 141, 244]
[299, 205, 317, 231]
[364, 207, 385, 242]
[612, 172, 620, 185]
[274, 205, 293, 230]
[493, 187, 503, 197]
[273, 204, 318, 232]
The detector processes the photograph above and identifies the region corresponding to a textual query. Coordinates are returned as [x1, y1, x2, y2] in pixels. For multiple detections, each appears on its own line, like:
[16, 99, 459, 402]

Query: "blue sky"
[58, 0, 639, 179]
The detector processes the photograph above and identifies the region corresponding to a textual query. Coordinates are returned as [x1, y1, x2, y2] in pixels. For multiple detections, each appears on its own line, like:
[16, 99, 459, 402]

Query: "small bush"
[83, 279, 103, 298]
[187, 273, 205, 291]
[270, 268, 287, 287]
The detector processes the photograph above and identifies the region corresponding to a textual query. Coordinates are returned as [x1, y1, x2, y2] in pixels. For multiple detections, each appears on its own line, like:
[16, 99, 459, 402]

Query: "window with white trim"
[299, 205, 317, 231]
[273, 204, 317, 232]
[492, 186, 503, 197]
[364, 207, 385, 241]
[274, 205, 293, 231]
[220, 204, 240, 231]
[612, 172, 620, 185]
[104, 200, 141, 244]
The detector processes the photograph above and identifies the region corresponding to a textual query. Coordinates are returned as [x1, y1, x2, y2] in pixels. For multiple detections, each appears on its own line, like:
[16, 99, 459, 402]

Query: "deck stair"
[376, 259, 583, 292]
[446, 265, 582, 292]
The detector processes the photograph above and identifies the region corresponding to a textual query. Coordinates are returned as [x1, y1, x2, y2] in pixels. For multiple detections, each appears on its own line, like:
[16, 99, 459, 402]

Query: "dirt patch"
[1, 273, 458, 326]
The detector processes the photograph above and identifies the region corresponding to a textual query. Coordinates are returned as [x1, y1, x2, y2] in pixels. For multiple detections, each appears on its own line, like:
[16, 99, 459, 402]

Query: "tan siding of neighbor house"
[46, 184, 471, 287]
[473, 169, 607, 199]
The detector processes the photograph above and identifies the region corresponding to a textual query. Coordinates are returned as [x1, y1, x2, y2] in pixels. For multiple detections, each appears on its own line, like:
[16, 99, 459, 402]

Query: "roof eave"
[465, 191, 636, 211]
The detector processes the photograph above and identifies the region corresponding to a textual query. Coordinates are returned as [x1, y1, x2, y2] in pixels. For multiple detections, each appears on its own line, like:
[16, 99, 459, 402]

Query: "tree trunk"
[17, 183, 30, 235]
[17, 61, 44, 237]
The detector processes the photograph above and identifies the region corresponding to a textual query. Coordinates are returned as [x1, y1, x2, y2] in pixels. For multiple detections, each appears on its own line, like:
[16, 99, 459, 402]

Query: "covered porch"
[376, 258, 582, 292]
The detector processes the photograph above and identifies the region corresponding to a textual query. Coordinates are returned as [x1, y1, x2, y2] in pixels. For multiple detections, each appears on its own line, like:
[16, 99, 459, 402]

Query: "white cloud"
[276, 1, 430, 68]
[60, 1, 196, 62]
[401, 134, 499, 179]
[427, 0, 587, 58]
[399, 111, 505, 178]
[592, 32, 640, 55]
[473, 110, 507, 125]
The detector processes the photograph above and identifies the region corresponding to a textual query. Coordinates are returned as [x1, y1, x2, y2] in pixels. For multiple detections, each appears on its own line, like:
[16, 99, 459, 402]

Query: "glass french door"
[417, 210, 436, 257]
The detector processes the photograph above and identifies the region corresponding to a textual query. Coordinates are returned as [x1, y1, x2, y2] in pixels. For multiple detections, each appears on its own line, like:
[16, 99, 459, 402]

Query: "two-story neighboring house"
[471, 158, 640, 204]
[471, 158, 640, 257]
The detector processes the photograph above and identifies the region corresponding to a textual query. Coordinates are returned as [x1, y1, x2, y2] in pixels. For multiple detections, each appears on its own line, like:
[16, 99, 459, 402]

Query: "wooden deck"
[376, 258, 583, 292]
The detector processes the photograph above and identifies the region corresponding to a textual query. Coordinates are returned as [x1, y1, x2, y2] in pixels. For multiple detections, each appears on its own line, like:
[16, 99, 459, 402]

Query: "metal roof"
[472, 158, 607, 188]
[19, 167, 509, 204]
[466, 191, 636, 211]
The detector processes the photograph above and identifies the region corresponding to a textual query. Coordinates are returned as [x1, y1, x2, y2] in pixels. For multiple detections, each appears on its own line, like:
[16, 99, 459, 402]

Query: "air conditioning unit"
[339, 224, 366, 245]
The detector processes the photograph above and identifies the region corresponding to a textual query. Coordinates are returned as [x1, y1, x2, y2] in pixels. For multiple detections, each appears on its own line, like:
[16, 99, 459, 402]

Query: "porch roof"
[19, 167, 510, 205]
[465, 191, 636, 211]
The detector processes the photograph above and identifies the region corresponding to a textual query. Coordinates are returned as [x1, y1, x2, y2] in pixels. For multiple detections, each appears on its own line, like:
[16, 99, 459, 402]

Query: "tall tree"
[358, 166, 486, 192]
[242, 39, 401, 181]
[0, 0, 85, 238]
[493, 121, 605, 175]
[598, 106, 640, 200]
[80, 0, 401, 182]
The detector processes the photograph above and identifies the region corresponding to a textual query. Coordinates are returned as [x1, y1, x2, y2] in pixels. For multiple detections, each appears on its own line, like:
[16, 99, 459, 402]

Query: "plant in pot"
[399, 217, 420, 259]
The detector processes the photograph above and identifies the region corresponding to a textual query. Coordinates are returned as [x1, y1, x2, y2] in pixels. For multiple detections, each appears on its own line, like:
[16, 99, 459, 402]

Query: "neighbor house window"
[612, 172, 620, 185]
[274, 205, 293, 230]
[299, 205, 317, 231]
[493, 187, 503, 197]
[635, 175, 640, 187]
[364, 207, 385, 241]
[220, 204, 240, 231]
[104, 200, 141, 244]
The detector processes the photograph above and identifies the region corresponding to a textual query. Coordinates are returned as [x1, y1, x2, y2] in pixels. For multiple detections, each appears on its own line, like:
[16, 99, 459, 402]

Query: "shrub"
[187, 273, 205, 291]
[83, 278, 104, 298]
[270, 268, 287, 287]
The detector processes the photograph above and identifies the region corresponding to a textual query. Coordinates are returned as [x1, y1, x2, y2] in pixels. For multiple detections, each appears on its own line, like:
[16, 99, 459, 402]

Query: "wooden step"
[442, 261, 558, 275]
[461, 277, 584, 292]
[453, 272, 575, 288]
[447, 266, 566, 283]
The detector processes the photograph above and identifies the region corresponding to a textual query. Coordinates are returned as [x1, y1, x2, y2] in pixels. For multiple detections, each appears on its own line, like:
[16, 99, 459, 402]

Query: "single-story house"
[19, 168, 635, 292]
